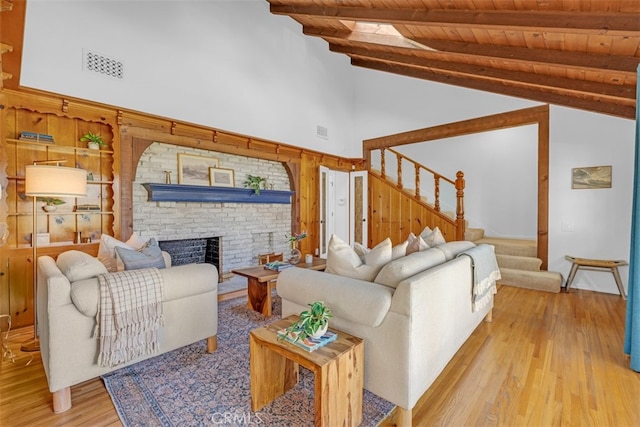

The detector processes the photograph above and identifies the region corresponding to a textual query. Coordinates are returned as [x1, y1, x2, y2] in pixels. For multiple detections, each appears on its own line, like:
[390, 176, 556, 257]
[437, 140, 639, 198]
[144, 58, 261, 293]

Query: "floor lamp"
[21, 162, 87, 352]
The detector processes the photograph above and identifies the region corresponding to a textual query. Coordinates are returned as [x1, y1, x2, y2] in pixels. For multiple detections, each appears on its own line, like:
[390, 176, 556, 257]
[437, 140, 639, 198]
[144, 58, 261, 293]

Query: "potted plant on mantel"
[243, 175, 266, 195]
[80, 131, 106, 150]
[281, 301, 333, 342]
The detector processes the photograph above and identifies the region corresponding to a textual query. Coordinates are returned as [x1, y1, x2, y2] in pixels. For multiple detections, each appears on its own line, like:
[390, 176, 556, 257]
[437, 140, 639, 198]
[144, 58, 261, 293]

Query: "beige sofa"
[277, 241, 499, 426]
[36, 251, 219, 413]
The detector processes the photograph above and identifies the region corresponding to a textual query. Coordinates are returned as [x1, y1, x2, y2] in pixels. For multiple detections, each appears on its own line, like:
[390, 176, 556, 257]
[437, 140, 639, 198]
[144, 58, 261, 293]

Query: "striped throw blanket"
[457, 244, 501, 312]
[94, 268, 164, 367]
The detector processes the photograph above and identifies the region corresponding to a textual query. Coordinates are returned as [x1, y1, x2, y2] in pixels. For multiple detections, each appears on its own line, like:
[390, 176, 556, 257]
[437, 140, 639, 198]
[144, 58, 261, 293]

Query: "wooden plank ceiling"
[268, 0, 640, 119]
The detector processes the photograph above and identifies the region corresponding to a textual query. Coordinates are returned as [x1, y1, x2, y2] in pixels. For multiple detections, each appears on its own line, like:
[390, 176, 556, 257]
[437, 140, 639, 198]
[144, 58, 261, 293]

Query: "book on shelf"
[277, 328, 338, 352]
[74, 204, 101, 211]
[19, 131, 55, 143]
[264, 260, 293, 271]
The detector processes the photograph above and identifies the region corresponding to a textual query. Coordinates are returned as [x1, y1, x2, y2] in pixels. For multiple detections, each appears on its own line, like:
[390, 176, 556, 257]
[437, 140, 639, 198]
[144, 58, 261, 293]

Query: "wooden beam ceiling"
[269, 0, 640, 119]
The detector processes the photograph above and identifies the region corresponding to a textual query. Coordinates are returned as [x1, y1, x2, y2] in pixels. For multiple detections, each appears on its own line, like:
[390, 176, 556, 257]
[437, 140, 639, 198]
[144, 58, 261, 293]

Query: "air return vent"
[83, 49, 123, 79]
[316, 125, 328, 140]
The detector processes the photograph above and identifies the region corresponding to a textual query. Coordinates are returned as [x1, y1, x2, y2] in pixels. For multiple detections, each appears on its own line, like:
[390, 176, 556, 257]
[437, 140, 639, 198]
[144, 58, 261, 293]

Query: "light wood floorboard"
[1, 286, 638, 426]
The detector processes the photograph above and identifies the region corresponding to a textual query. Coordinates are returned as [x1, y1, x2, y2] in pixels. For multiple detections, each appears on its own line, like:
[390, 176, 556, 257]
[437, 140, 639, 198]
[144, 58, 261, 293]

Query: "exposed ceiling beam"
[411, 38, 640, 74]
[303, 26, 640, 74]
[271, 5, 640, 34]
[351, 59, 635, 119]
[330, 44, 636, 103]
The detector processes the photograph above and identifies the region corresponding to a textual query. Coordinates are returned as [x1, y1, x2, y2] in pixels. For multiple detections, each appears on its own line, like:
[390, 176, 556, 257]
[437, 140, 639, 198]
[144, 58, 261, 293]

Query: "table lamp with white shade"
[21, 161, 87, 352]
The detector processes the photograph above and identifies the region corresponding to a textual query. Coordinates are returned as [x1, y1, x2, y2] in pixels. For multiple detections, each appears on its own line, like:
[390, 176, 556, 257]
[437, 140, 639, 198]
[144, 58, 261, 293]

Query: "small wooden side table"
[565, 255, 628, 299]
[232, 257, 326, 316]
[249, 315, 364, 427]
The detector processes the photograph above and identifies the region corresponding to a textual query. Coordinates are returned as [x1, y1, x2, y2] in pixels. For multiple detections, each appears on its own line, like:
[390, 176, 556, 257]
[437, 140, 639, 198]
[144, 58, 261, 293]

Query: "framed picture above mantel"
[177, 153, 220, 185]
[209, 167, 235, 187]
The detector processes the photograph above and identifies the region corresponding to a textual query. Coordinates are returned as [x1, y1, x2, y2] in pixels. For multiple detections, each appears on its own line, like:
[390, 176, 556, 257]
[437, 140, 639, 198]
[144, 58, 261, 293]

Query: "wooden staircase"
[467, 228, 563, 293]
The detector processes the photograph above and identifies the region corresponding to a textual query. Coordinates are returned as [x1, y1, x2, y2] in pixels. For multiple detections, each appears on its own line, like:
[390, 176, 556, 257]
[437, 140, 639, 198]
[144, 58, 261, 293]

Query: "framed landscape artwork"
[177, 154, 220, 185]
[571, 165, 612, 189]
[209, 167, 235, 187]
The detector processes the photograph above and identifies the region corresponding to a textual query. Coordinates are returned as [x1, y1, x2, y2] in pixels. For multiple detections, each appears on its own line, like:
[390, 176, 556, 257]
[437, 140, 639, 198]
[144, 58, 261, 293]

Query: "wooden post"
[434, 175, 440, 212]
[396, 154, 403, 189]
[415, 164, 420, 199]
[380, 148, 386, 179]
[455, 171, 465, 241]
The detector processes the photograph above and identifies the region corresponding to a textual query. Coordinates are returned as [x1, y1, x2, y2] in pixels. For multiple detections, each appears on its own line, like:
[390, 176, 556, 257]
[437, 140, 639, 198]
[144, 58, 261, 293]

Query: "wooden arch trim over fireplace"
[363, 104, 550, 269]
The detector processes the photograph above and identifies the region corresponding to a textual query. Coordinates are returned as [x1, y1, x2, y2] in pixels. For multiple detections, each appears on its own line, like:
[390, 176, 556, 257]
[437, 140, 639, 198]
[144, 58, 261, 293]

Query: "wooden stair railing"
[368, 147, 466, 242]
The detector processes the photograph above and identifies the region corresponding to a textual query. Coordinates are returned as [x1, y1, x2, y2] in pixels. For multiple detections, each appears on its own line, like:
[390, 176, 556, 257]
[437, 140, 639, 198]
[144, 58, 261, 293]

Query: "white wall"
[353, 69, 635, 295]
[19, 1, 636, 295]
[21, 0, 357, 157]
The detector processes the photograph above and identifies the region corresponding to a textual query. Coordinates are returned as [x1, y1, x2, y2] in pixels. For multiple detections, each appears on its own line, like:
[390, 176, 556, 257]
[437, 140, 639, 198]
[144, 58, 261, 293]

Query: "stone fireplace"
[132, 143, 292, 275]
[158, 237, 222, 282]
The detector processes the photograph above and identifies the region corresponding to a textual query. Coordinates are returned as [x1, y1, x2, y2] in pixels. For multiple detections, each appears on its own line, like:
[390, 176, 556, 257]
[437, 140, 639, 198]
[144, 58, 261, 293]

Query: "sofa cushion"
[115, 238, 166, 270]
[392, 240, 409, 260]
[374, 248, 447, 289]
[325, 234, 391, 281]
[97, 234, 136, 272]
[406, 232, 429, 254]
[355, 240, 407, 261]
[56, 250, 108, 283]
[70, 263, 217, 317]
[421, 226, 446, 247]
[434, 241, 476, 260]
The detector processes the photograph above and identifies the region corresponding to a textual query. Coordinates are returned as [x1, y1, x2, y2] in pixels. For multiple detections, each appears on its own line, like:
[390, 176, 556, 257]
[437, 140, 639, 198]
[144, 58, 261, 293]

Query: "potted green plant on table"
[243, 175, 266, 195]
[80, 131, 106, 150]
[281, 301, 334, 342]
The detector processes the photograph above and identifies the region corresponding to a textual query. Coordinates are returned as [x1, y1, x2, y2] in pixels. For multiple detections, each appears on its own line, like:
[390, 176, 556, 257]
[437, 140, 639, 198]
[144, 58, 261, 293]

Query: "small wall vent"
[83, 49, 123, 79]
[316, 125, 328, 140]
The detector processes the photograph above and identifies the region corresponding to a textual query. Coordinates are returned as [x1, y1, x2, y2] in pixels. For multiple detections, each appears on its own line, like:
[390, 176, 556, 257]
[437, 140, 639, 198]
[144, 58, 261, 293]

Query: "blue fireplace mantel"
[142, 183, 293, 204]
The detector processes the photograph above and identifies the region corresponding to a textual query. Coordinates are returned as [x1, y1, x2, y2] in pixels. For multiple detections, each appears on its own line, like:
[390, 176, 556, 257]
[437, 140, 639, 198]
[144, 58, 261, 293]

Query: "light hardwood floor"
[1, 286, 638, 427]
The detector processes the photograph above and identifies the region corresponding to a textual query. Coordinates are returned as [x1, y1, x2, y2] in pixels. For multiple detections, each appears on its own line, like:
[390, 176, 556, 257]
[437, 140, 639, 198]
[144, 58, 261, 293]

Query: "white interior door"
[319, 167, 367, 258]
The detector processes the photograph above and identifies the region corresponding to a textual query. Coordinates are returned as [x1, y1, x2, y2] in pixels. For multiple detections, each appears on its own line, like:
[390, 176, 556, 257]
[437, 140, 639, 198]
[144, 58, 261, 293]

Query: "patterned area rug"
[102, 295, 394, 426]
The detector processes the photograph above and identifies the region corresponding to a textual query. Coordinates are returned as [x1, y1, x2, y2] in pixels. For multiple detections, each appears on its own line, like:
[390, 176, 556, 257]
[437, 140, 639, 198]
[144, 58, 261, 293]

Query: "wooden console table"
[565, 255, 628, 299]
[232, 257, 326, 316]
[249, 315, 363, 426]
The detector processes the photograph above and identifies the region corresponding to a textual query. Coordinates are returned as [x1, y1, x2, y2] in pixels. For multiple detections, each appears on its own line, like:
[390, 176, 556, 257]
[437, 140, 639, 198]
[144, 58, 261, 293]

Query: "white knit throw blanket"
[94, 268, 164, 368]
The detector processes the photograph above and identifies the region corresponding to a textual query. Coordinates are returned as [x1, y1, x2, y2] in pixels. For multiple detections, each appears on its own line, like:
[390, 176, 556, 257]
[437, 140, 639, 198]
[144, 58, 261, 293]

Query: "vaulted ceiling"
[268, 0, 640, 119]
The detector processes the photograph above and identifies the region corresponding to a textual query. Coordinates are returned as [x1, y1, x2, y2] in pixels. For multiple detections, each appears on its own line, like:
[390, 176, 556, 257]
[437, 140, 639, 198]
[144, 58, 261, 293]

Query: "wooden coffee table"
[249, 315, 363, 426]
[232, 257, 326, 316]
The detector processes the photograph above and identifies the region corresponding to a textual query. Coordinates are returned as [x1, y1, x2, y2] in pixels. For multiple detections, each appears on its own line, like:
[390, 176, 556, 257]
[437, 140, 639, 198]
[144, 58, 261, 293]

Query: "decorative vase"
[88, 141, 100, 150]
[311, 323, 328, 339]
[42, 204, 57, 213]
[288, 242, 301, 264]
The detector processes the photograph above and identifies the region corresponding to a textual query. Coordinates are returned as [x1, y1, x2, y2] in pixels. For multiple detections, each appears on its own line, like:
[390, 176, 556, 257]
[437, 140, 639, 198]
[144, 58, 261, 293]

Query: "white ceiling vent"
[83, 49, 123, 79]
[316, 125, 328, 140]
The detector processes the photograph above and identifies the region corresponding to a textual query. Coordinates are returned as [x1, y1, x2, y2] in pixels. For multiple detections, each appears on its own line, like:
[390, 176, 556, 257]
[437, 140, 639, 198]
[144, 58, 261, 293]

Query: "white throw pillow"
[97, 234, 135, 272]
[391, 240, 409, 260]
[56, 250, 108, 282]
[125, 232, 148, 250]
[421, 226, 446, 247]
[406, 232, 429, 254]
[325, 235, 392, 281]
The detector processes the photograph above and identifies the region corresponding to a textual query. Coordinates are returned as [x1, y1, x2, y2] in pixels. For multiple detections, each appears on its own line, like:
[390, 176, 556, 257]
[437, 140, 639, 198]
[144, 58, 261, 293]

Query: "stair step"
[475, 237, 537, 258]
[498, 268, 562, 293]
[465, 227, 485, 241]
[496, 254, 542, 271]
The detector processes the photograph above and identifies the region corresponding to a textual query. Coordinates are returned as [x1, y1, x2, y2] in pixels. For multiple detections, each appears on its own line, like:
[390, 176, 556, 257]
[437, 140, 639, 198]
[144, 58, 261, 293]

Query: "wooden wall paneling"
[299, 153, 318, 256]
[399, 192, 413, 242]
[8, 250, 33, 328]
